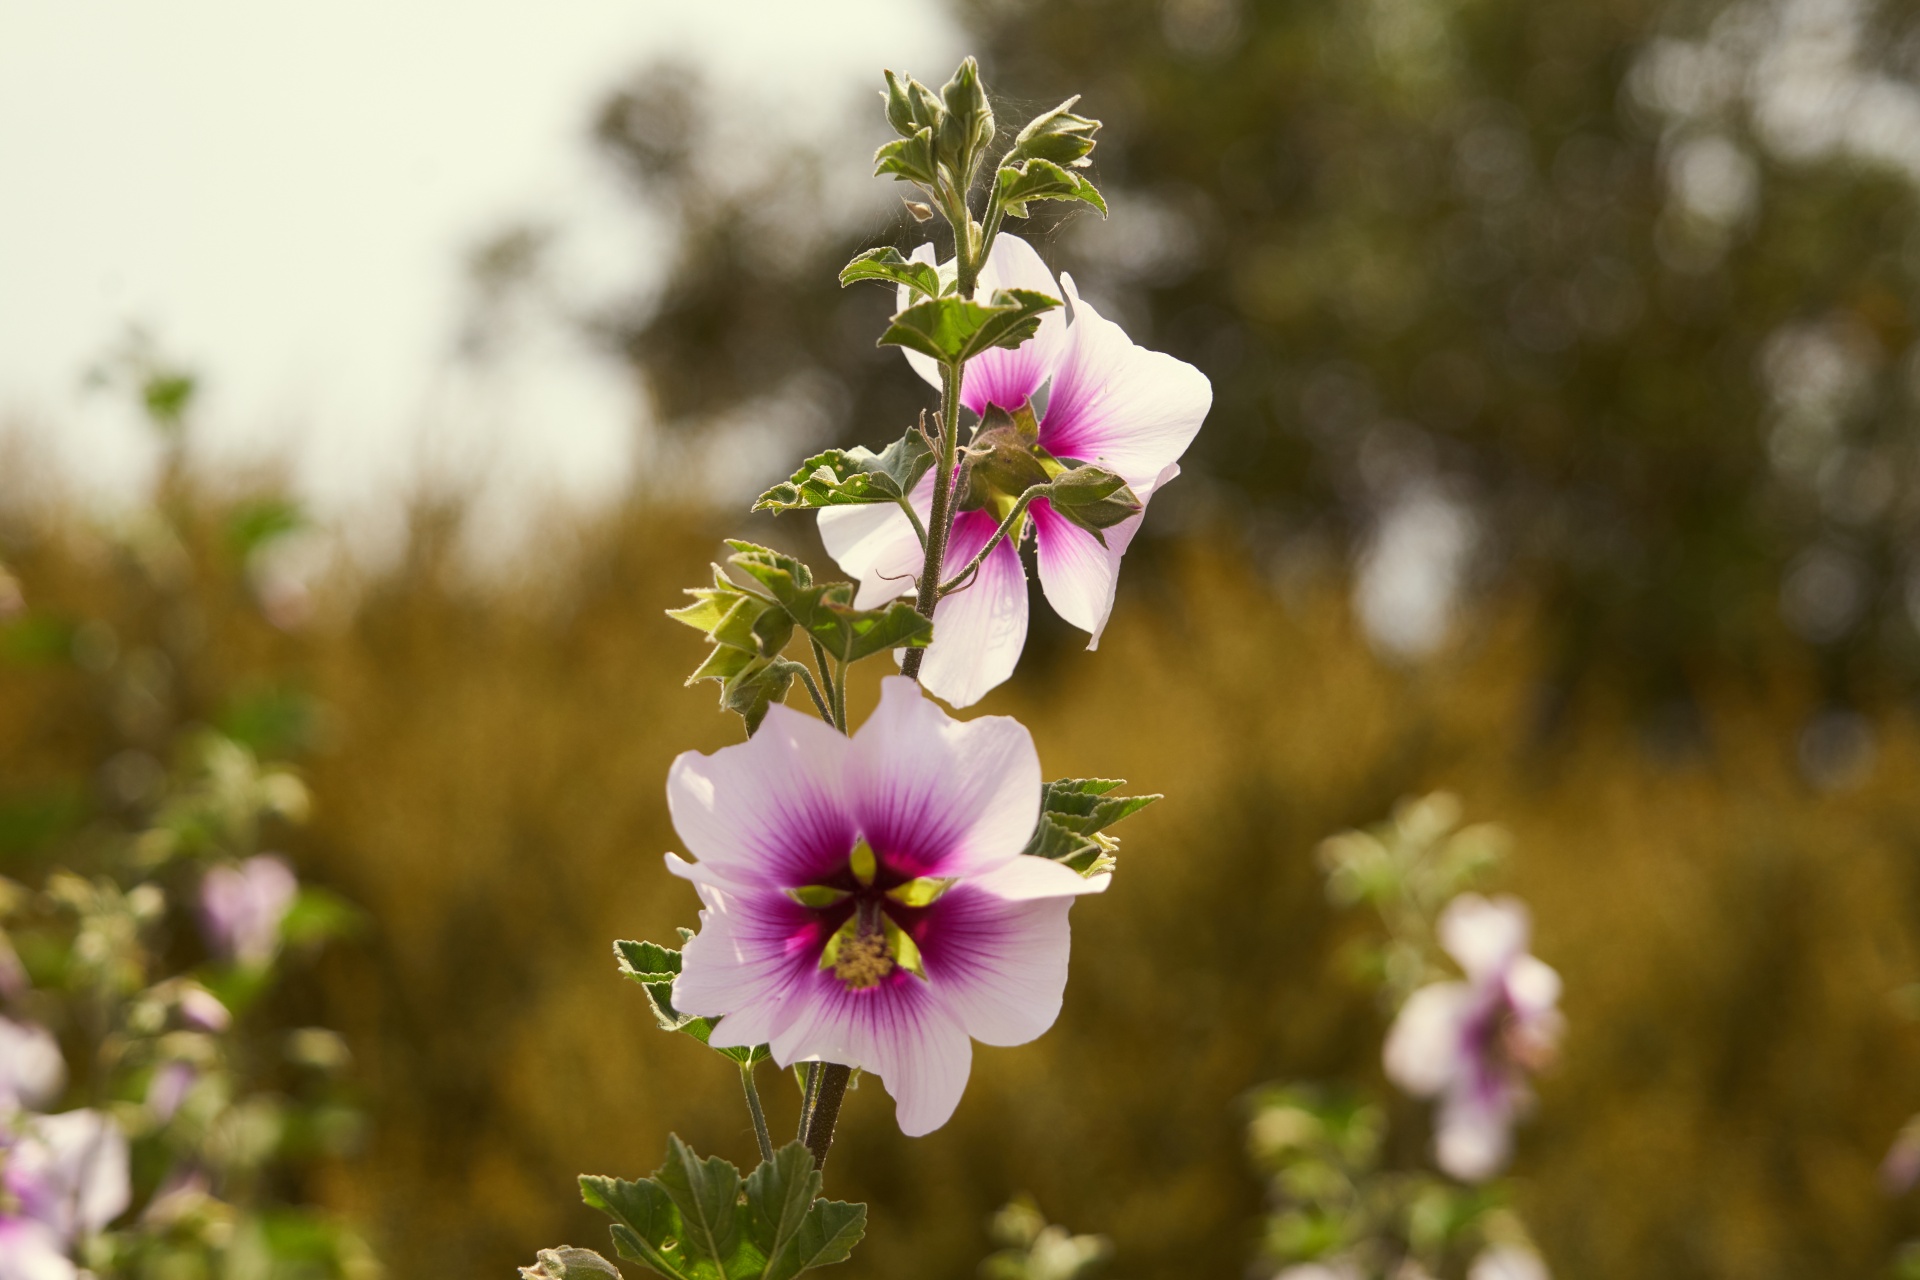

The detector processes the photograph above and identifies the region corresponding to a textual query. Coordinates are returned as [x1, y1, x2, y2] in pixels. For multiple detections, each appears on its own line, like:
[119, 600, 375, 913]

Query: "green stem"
[899, 363, 964, 682]
[801, 1063, 852, 1172]
[808, 639, 838, 727]
[740, 1061, 774, 1165]
[938, 483, 1048, 598]
[832, 658, 848, 737]
[790, 662, 834, 728]
[895, 492, 929, 549]
[798, 1062, 821, 1142]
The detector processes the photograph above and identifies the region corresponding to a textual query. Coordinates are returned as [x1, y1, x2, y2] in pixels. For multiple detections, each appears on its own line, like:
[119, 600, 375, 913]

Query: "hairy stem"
[899, 363, 964, 682]
[832, 657, 848, 736]
[740, 1061, 774, 1165]
[938, 483, 1048, 598]
[798, 1063, 821, 1141]
[801, 1063, 852, 1172]
[809, 639, 838, 725]
[791, 662, 834, 728]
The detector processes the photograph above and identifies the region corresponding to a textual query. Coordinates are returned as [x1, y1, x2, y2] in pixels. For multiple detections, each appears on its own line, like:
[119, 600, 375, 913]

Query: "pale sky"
[0, 1, 958, 546]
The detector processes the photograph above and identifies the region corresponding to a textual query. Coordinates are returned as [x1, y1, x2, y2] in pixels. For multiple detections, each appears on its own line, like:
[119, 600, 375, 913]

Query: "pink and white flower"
[198, 854, 298, 968]
[666, 677, 1104, 1135]
[0, 1108, 129, 1280]
[0, 1017, 64, 1115]
[819, 235, 1211, 707]
[1383, 893, 1563, 1182]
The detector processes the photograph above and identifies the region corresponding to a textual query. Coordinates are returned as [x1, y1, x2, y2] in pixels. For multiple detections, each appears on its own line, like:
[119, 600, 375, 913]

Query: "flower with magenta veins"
[666, 677, 1105, 1136]
[1383, 893, 1562, 1182]
[819, 234, 1211, 707]
[198, 854, 298, 968]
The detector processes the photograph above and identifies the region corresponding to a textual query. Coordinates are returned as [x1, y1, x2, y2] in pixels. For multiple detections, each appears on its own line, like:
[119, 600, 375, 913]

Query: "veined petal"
[1438, 894, 1532, 983]
[817, 471, 929, 610]
[845, 677, 1041, 879]
[666, 705, 855, 887]
[913, 510, 1028, 708]
[892, 235, 1068, 415]
[768, 967, 974, 1136]
[920, 882, 1073, 1048]
[960, 234, 1069, 416]
[666, 856, 828, 1049]
[1383, 981, 1472, 1098]
[1038, 275, 1211, 490]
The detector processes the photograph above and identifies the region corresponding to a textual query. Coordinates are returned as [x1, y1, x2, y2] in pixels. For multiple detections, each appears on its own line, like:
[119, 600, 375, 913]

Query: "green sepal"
[615, 939, 768, 1066]
[1004, 96, 1102, 170]
[879, 289, 1061, 368]
[995, 158, 1108, 220]
[882, 69, 944, 139]
[1042, 464, 1140, 540]
[837, 247, 943, 299]
[1020, 778, 1161, 878]
[582, 1139, 867, 1280]
[519, 1247, 624, 1280]
[753, 427, 933, 513]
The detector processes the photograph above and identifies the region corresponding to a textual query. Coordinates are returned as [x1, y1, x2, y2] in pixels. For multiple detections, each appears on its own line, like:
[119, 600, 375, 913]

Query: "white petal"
[1383, 982, 1471, 1098]
[666, 857, 825, 1051]
[0, 1017, 65, 1113]
[969, 855, 1110, 900]
[1434, 1085, 1516, 1182]
[1469, 1247, 1551, 1280]
[923, 882, 1074, 1047]
[15, 1109, 130, 1239]
[845, 676, 1040, 879]
[1505, 954, 1562, 1019]
[767, 966, 975, 1137]
[959, 233, 1069, 416]
[897, 242, 943, 392]
[665, 705, 855, 886]
[0, 1220, 76, 1280]
[1438, 893, 1532, 982]
[1032, 462, 1177, 647]
[913, 509, 1029, 708]
[817, 473, 928, 610]
[1037, 275, 1211, 490]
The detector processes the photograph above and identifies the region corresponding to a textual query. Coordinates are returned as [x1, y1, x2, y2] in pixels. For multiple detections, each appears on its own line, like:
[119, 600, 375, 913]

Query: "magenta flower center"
[789, 839, 948, 992]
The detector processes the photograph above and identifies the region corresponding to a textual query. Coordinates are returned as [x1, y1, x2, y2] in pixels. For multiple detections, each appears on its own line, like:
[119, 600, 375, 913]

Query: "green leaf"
[656, 1136, 745, 1273]
[723, 542, 814, 598]
[873, 129, 936, 186]
[753, 428, 934, 513]
[961, 403, 1050, 506]
[878, 289, 1061, 367]
[764, 1201, 865, 1280]
[743, 1144, 818, 1277]
[1004, 97, 1102, 170]
[995, 158, 1107, 220]
[837, 247, 942, 300]
[616, 940, 767, 1065]
[582, 1173, 690, 1279]
[143, 371, 197, 425]
[1043, 464, 1141, 538]
[720, 544, 930, 665]
[520, 1246, 625, 1280]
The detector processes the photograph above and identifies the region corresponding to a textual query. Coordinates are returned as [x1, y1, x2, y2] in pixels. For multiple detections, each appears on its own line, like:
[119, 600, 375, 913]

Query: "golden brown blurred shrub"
[6, 490, 1920, 1280]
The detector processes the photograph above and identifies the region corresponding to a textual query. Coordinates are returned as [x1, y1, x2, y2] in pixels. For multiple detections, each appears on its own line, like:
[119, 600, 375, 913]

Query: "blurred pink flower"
[198, 854, 298, 967]
[0, 1018, 65, 1115]
[175, 984, 231, 1033]
[820, 234, 1211, 707]
[145, 1061, 198, 1123]
[1384, 893, 1563, 1182]
[1469, 1246, 1550, 1280]
[668, 677, 1104, 1135]
[0, 1109, 129, 1278]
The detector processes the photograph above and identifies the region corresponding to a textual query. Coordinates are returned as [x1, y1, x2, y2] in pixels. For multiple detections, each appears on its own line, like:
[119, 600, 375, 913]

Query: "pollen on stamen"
[832, 930, 895, 989]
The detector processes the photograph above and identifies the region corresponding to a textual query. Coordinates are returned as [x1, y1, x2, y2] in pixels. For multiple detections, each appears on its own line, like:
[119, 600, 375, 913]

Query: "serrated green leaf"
[995, 158, 1108, 220]
[767, 1200, 866, 1279]
[753, 428, 933, 513]
[582, 1174, 689, 1279]
[873, 129, 936, 185]
[743, 1144, 820, 1276]
[656, 1136, 745, 1271]
[615, 940, 767, 1065]
[1004, 96, 1102, 170]
[804, 596, 932, 664]
[837, 247, 942, 299]
[1037, 777, 1161, 836]
[878, 289, 1061, 367]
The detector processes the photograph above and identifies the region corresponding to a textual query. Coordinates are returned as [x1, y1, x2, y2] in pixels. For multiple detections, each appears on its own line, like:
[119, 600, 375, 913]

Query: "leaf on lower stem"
[752, 427, 934, 513]
[582, 1139, 867, 1280]
[615, 939, 768, 1065]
